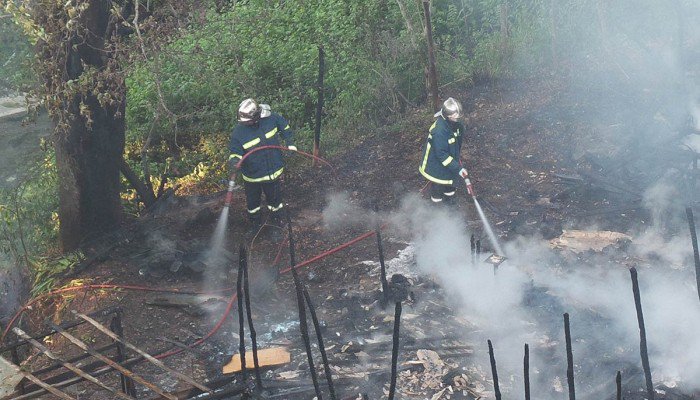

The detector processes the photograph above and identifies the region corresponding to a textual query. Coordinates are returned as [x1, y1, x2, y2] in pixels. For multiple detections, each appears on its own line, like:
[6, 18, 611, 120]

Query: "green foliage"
[125, 0, 416, 189]
[0, 11, 35, 93]
[0, 149, 60, 290]
[30, 251, 84, 295]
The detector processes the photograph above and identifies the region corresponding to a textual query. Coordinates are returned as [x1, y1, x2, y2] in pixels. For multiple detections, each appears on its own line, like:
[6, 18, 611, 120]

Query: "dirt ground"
[3, 75, 700, 399]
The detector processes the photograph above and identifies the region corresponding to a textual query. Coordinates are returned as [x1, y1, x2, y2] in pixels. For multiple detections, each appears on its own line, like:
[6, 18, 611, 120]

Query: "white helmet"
[260, 103, 271, 118]
[441, 97, 463, 121]
[238, 98, 260, 124]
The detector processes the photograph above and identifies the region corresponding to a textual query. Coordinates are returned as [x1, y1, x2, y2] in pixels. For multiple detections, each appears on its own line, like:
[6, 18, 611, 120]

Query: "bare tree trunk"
[140, 117, 159, 198]
[54, 1, 125, 251]
[422, 0, 440, 111]
[119, 158, 156, 207]
[313, 45, 325, 163]
[395, 0, 418, 48]
[415, 0, 426, 34]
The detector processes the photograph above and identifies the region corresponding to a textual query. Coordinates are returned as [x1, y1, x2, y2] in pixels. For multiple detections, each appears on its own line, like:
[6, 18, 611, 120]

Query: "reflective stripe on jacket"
[228, 113, 294, 182]
[418, 116, 465, 185]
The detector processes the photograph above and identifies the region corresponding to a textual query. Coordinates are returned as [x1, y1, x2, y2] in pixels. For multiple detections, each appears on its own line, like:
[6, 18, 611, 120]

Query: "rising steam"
[323, 192, 699, 397]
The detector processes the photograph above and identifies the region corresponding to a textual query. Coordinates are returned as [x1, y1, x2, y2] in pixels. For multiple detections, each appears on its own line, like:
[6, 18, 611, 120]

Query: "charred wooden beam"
[564, 313, 576, 400]
[110, 312, 137, 397]
[313, 46, 325, 160]
[31, 343, 117, 377]
[14, 370, 74, 400]
[235, 248, 250, 397]
[241, 244, 263, 389]
[10, 346, 26, 395]
[470, 234, 476, 265]
[524, 343, 530, 400]
[303, 287, 337, 400]
[73, 311, 210, 393]
[9, 355, 145, 400]
[0, 306, 121, 353]
[48, 322, 177, 400]
[616, 371, 622, 400]
[685, 207, 700, 303]
[374, 203, 389, 305]
[487, 339, 501, 400]
[12, 327, 133, 400]
[388, 301, 402, 400]
[285, 209, 323, 400]
[630, 268, 655, 400]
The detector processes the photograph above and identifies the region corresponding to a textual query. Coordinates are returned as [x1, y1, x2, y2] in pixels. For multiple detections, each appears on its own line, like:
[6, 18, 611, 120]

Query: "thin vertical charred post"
[375, 203, 389, 304]
[388, 301, 402, 400]
[470, 234, 476, 265]
[236, 251, 248, 391]
[685, 207, 700, 303]
[313, 45, 325, 160]
[524, 343, 530, 400]
[487, 340, 502, 400]
[630, 267, 655, 400]
[616, 371, 622, 400]
[110, 312, 137, 397]
[286, 209, 323, 400]
[476, 239, 481, 255]
[302, 287, 337, 400]
[564, 313, 575, 400]
[11, 346, 26, 395]
[421, 0, 439, 110]
[241, 244, 262, 389]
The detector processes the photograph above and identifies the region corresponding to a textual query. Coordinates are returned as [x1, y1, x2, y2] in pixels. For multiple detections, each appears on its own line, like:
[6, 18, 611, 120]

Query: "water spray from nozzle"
[224, 179, 236, 208]
[464, 177, 505, 257]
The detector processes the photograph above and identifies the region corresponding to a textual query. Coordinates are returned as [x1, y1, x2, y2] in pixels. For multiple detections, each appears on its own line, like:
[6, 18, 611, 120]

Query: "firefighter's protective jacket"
[418, 115, 465, 185]
[228, 113, 295, 182]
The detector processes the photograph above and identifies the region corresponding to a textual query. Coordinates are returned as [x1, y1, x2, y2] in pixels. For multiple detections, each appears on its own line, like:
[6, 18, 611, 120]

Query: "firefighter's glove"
[288, 145, 298, 151]
[458, 168, 469, 179]
[227, 157, 240, 176]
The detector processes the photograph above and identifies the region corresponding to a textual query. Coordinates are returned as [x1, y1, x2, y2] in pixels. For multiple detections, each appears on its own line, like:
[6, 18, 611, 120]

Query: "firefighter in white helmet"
[418, 97, 472, 204]
[228, 99, 296, 226]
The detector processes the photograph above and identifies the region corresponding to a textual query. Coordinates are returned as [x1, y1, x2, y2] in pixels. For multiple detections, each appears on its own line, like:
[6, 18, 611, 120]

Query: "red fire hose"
[153, 228, 380, 360]
[225, 145, 335, 207]
[1, 284, 233, 343]
[0, 228, 382, 361]
[1, 145, 377, 361]
[235, 145, 335, 172]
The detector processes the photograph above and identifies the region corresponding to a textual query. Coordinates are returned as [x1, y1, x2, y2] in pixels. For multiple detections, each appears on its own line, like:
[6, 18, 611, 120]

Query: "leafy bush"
[0, 149, 61, 291]
[125, 0, 416, 190]
[0, 12, 36, 93]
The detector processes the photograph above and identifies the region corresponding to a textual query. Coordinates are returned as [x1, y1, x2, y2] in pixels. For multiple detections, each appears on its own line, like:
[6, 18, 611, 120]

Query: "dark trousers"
[244, 180, 283, 221]
[429, 183, 456, 204]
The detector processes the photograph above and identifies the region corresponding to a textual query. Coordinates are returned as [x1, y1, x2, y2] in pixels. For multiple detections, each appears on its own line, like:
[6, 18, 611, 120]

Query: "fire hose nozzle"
[464, 178, 475, 197]
[224, 180, 236, 207]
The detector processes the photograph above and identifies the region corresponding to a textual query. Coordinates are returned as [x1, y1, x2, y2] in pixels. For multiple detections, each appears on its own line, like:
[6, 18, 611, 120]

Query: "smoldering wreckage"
[2, 97, 700, 400]
[1, 133, 699, 400]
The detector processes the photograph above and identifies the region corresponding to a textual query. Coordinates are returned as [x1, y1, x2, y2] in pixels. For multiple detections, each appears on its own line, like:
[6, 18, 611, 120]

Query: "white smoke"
[643, 180, 685, 232]
[691, 99, 700, 132]
[322, 192, 376, 231]
[323, 193, 700, 397]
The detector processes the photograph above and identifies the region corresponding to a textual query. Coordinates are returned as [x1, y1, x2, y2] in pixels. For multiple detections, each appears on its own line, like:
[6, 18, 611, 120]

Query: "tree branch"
[119, 158, 156, 207]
